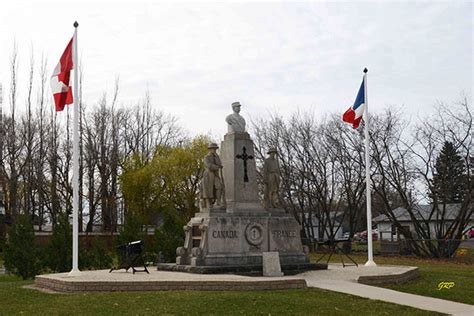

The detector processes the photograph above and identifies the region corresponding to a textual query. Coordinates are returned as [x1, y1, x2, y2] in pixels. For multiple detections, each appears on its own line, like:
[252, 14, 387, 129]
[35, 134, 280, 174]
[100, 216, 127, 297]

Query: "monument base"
[173, 208, 321, 273]
[156, 262, 327, 276]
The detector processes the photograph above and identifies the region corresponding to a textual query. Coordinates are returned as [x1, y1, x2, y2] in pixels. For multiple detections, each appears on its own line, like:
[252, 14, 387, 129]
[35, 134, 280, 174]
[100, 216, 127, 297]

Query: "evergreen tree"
[4, 215, 41, 279]
[45, 214, 72, 272]
[431, 141, 467, 203]
[155, 211, 185, 262]
[116, 212, 145, 246]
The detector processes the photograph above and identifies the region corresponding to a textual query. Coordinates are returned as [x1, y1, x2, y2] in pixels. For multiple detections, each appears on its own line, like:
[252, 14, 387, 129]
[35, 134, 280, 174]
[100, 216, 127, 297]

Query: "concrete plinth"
[34, 269, 308, 292]
[220, 132, 261, 213]
[174, 210, 311, 268]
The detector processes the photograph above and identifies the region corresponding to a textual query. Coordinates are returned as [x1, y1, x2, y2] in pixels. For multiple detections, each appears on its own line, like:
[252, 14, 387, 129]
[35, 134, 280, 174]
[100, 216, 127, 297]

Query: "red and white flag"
[51, 37, 74, 112]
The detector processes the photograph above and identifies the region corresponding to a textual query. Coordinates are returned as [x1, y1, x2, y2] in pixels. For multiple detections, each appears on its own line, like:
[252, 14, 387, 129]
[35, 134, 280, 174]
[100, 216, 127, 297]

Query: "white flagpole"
[363, 68, 376, 267]
[69, 21, 81, 276]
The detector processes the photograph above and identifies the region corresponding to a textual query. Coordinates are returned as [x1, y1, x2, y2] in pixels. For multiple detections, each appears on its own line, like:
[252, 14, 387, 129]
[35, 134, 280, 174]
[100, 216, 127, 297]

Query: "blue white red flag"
[342, 79, 365, 129]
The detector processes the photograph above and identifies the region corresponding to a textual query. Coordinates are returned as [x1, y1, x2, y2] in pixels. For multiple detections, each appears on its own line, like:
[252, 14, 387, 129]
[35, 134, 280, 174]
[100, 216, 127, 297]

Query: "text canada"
[212, 230, 238, 239]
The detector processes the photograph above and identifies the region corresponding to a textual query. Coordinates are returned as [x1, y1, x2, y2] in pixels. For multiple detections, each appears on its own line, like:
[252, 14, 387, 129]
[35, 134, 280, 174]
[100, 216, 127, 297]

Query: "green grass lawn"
[350, 240, 382, 254]
[0, 249, 471, 315]
[311, 249, 474, 305]
[0, 275, 441, 316]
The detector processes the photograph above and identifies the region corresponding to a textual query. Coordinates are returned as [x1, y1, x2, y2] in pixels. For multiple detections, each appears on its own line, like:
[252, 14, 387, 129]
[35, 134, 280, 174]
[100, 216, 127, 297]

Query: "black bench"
[109, 240, 150, 274]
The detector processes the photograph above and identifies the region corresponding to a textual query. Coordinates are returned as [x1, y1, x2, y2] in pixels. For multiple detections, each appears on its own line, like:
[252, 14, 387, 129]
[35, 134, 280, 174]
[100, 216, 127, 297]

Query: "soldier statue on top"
[225, 101, 246, 133]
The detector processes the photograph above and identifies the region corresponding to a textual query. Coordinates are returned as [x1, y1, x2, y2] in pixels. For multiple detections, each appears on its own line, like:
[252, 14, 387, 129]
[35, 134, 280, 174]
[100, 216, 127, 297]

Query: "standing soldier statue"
[200, 143, 225, 209]
[263, 148, 281, 208]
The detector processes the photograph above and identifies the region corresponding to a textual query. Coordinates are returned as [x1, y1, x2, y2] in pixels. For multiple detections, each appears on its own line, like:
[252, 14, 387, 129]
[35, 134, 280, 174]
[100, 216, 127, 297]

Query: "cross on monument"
[236, 146, 254, 182]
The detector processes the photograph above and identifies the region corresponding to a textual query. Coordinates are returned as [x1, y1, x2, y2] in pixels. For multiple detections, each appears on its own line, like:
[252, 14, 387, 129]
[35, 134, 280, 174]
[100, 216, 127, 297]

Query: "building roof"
[373, 204, 471, 223]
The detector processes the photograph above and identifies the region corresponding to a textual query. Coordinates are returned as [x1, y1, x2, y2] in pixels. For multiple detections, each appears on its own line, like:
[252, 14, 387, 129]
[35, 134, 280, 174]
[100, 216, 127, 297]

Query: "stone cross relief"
[236, 146, 254, 182]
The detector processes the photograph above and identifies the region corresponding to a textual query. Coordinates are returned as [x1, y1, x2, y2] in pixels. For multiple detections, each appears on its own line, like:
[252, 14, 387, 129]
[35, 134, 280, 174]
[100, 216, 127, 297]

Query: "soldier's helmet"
[208, 143, 219, 149]
[267, 148, 278, 154]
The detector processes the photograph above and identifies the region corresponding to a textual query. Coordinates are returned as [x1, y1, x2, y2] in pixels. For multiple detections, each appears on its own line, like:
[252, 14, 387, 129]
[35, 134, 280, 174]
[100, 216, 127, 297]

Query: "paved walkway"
[301, 264, 474, 316]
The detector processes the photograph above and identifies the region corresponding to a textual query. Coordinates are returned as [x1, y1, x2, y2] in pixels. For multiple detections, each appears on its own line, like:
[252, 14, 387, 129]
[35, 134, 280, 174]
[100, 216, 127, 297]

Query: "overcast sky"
[0, 0, 472, 137]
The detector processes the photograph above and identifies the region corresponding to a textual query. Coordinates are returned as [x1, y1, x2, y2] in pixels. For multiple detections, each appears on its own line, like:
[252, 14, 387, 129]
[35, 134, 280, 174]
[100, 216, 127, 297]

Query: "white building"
[306, 213, 344, 241]
[374, 204, 474, 240]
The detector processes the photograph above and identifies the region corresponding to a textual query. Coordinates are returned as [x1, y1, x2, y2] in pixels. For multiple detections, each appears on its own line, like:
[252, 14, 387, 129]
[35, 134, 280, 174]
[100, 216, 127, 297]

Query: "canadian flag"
[51, 37, 74, 112]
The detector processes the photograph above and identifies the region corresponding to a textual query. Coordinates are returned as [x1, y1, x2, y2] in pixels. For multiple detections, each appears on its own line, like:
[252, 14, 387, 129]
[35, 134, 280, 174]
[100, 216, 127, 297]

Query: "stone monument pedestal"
[174, 209, 312, 268]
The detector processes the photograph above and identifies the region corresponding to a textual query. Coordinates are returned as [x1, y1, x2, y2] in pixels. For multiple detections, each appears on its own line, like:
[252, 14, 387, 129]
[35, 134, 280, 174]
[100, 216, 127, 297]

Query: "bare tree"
[4, 44, 21, 218]
[1, 46, 184, 235]
[323, 115, 367, 238]
[22, 49, 35, 217]
[34, 55, 49, 230]
[47, 109, 61, 224]
[370, 100, 473, 258]
[253, 113, 352, 241]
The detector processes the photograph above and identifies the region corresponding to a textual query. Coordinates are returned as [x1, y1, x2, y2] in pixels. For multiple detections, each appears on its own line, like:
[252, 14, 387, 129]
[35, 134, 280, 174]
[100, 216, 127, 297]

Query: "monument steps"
[157, 262, 327, 276]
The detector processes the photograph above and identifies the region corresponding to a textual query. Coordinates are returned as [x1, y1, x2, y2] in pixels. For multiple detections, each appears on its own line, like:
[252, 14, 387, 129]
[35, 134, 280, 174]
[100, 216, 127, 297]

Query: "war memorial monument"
[158, 102, 323, 275]
[34, 103, 423, 296]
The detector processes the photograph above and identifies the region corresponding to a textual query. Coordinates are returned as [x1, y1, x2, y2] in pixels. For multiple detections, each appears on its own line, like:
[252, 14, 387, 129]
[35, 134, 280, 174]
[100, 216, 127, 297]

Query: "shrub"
[155, 212, 184, 262]
[115, 213, 151, 264]
[0, 215, 6, 252]
[3, 215, 41, 279]
[45, 214, 72, 272]
[116, 214, 145, 246]
[80, 237, 113, 270]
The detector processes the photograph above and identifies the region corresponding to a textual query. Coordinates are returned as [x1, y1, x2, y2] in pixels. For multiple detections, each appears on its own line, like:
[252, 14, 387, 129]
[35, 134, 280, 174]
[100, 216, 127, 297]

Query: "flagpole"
[363, 68, 376, 267]
[69, 21, 81, 276]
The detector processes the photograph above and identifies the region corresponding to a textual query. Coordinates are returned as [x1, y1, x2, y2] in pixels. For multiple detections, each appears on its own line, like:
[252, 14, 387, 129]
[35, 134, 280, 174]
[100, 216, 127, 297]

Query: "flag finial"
[363, 68, 368, 73]
[74, 21, 79, 28]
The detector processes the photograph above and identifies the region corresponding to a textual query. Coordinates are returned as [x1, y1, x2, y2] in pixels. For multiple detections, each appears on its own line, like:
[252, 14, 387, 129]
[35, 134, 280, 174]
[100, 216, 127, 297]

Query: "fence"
[33, 231, 156, 247]
[378, 231, 467, 256]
